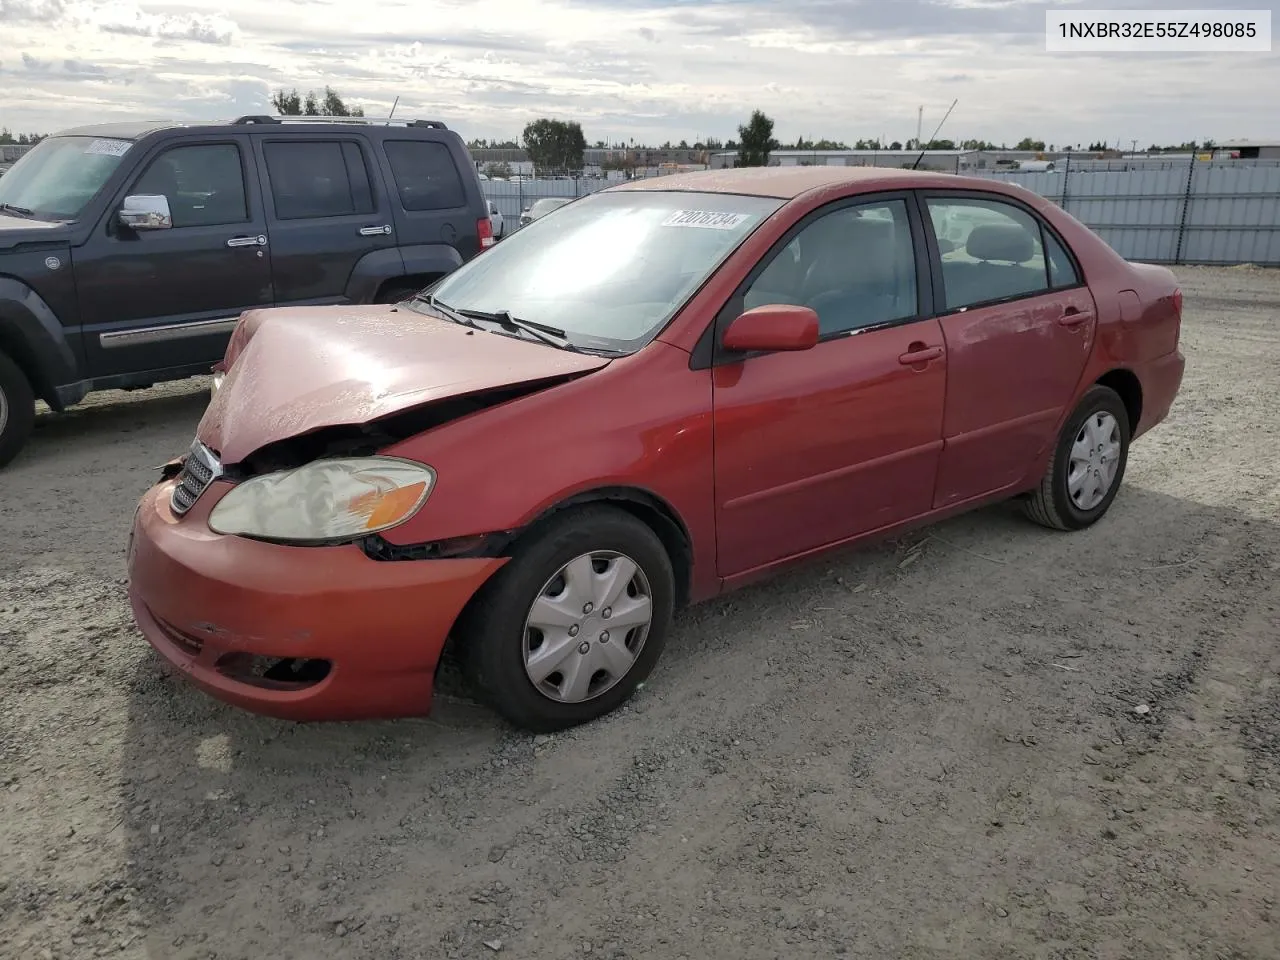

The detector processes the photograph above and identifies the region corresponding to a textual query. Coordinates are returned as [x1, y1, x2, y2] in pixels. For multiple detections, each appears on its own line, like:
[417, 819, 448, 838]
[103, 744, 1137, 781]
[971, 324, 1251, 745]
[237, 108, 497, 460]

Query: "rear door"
[377, 138, 480, 261]
[921, 192, 1096, 509]
[254, 136, 396, 307]
[75, 136, 273, 378]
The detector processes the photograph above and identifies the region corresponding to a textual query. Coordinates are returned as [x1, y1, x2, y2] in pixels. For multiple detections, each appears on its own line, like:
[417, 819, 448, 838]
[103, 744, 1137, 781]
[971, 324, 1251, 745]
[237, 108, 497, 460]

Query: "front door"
[75, 137, 273, 379]
[921, 193, 1096, 508]
[254, 137, 396, 307]
[711, 195, 948, 580]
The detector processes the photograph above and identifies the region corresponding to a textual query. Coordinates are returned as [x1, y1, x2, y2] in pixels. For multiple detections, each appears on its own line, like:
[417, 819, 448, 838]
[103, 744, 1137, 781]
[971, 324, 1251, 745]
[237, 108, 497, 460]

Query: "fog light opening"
[215, 653, 332, 690]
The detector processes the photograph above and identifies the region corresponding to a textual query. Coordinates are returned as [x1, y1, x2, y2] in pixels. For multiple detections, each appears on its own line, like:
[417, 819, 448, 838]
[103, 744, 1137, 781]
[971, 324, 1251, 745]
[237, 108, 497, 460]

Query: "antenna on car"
[911, 98, 958, 170]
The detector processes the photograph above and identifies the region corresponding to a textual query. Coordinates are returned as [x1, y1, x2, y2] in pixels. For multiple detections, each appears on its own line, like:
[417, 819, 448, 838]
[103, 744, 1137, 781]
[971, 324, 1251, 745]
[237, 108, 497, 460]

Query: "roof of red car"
[606, 165, 956, 200]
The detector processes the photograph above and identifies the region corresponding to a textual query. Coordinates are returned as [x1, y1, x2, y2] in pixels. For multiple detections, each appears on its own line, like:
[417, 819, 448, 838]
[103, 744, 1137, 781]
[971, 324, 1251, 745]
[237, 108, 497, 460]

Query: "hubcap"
[522, 551, 654, 704]
[1067, 411, 1121, 511]
[0, 386, 8, 437]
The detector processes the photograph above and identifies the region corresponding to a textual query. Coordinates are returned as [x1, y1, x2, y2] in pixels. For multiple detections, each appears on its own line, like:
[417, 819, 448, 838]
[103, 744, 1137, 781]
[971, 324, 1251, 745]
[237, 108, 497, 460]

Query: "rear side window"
[383, 140, 465, 211]
[263, 140, 375, 220]
[925, 197, 1050, 311]
[133, 143, 247, 228]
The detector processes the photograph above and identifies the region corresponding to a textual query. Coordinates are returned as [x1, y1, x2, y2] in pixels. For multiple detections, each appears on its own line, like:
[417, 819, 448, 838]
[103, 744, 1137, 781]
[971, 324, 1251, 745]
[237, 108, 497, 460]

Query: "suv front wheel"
[0, 350, 35, 469]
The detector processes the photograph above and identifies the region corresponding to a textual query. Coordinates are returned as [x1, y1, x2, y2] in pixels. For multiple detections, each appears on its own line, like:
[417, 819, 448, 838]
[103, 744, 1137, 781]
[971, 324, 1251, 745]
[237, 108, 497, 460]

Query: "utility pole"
[916, 106, 923, 148]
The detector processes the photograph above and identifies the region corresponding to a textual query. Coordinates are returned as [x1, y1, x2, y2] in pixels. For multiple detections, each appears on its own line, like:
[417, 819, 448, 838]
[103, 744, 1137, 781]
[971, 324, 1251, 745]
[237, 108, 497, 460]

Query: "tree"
[889, 140, 903, 150]
[271, 86, 364, 117]
[736, 110, 777, 167]
[521, 118, 587, 174]
[483, 161, 514, 179]
[1015, 137, 1046, 151]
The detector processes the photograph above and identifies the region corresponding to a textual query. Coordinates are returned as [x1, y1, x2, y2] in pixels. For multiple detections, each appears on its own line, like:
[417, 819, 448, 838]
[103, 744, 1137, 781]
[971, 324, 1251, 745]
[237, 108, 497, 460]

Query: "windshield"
[0, 136, 133, 220]
[423, 190, 782, 352]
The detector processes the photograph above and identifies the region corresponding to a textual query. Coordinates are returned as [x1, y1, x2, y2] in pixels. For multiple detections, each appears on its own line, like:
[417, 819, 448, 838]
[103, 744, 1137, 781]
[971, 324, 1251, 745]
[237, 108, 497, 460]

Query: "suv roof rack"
[230, 115, 448, 129]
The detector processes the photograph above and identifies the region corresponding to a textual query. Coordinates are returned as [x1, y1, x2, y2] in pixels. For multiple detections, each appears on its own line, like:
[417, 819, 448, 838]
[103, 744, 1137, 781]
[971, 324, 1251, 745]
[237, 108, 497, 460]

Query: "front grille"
[170, 439, 223, 515]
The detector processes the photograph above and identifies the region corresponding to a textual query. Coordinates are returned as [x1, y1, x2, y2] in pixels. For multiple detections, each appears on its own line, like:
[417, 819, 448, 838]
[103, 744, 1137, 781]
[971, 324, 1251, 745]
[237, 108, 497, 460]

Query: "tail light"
[477, 217, 494, 249]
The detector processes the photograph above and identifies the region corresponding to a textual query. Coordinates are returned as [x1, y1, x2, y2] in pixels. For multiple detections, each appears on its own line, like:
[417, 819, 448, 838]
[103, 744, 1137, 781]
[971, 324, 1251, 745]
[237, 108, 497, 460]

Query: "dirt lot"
[2, 264, 1279, 960]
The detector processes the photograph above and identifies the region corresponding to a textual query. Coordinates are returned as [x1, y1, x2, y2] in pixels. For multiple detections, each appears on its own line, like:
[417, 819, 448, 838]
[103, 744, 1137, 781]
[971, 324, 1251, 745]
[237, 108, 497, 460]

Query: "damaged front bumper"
[126, 478, 507, 721]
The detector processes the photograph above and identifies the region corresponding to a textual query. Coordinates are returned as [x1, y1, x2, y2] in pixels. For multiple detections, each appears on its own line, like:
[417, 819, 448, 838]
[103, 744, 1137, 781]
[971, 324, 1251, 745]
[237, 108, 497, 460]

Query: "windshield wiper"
[456, 308, 578, 351]
[0, 202, 35, 218]
[410, 293, 481, 328]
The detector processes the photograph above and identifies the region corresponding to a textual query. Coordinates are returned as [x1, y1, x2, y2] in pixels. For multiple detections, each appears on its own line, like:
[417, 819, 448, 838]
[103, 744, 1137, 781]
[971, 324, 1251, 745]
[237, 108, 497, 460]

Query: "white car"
[518, 196, 572, 228]
[488, 201, 506, 241]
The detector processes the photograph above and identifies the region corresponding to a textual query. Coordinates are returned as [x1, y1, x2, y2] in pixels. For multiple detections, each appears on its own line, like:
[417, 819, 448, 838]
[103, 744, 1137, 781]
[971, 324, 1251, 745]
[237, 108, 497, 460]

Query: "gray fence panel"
[973, 162, 1278, 265]
[1180, 164, 1280, 265]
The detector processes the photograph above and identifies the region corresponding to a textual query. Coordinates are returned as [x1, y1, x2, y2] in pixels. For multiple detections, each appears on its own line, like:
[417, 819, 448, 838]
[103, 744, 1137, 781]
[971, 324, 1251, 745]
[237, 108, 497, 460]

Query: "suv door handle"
[226, 235, 267, 248]
[1058, 307, 1092, 327]
[359, 224, 392, 236]
[898, 344, 943, 365]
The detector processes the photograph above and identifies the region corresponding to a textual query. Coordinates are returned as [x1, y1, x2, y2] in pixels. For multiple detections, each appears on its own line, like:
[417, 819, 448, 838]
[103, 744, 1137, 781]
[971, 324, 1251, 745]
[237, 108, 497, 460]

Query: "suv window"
[263, 141, 374, 220]
[743, 199, 918, 336]
[925, 197, 1052, 310]
[133, 143, 247, 228]
[383, 140, 465, 211]
[0, 136, 132, 221]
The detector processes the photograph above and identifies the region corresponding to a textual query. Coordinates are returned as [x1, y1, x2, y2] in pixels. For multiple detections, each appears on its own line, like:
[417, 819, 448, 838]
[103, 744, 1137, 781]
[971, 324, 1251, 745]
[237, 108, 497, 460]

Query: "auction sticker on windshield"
[661, 210, 752, 229]
[84, 138, 132, 157]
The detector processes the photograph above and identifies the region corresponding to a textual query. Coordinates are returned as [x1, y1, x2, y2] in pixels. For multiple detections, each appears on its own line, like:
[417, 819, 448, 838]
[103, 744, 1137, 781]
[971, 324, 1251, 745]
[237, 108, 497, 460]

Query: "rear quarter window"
[383, 140, 466, 211]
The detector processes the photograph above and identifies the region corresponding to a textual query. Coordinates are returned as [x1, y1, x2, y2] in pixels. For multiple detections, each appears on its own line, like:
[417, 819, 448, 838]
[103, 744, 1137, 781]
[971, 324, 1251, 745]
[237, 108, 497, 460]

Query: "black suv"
[0, 115, 493, 467]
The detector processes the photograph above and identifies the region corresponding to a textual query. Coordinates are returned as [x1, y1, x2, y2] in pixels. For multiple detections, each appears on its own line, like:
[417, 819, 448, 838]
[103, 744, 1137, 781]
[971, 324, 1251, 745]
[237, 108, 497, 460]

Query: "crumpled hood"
[198, 304, 610, 464]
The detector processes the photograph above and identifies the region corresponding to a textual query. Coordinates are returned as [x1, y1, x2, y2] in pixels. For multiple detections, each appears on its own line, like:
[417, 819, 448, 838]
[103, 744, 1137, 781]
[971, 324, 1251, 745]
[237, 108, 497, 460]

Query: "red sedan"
[127, 166, 1185, 731]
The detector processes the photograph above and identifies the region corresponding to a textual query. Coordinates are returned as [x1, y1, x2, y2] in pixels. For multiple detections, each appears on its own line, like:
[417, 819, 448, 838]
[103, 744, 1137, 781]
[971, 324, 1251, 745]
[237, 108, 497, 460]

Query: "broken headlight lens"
[207, 457, 435, 543]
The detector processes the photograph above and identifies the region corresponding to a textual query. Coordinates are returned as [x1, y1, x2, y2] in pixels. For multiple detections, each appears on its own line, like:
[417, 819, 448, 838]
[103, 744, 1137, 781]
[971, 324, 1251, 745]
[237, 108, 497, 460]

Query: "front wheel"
[1023, 384, 1131, 531]
[460, 505, 675, 732]
[0, 350, 35, 470]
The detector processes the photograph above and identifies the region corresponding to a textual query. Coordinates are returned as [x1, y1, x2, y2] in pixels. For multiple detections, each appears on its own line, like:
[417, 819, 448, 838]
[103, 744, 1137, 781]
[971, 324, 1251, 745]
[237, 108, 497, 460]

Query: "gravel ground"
[2, 264, 1278, 960]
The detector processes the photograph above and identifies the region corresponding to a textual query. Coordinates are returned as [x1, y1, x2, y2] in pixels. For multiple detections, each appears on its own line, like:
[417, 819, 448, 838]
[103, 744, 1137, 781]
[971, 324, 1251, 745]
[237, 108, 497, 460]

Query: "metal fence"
[482, 160, 1280, 267]
[975, 159, 1280, 265]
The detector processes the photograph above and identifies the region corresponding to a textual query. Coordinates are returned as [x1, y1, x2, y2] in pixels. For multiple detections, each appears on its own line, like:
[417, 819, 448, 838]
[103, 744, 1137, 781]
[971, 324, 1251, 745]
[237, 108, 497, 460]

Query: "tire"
[460, 505, 676, 732]
[0, 350, 36, 470]
[1023, 384, 1130, 531]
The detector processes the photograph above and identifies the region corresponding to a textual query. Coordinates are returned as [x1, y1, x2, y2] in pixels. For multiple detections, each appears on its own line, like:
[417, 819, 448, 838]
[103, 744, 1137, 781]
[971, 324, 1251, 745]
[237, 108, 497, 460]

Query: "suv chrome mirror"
[119, 194, 172, 231]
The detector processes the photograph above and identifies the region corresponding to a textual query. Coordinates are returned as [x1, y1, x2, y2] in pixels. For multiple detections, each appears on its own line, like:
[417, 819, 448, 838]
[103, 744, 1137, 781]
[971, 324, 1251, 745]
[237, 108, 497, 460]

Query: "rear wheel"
[1023, 384, 1130, 531]
[460, 506, 675, 732]
[0, 350, 35, 469]
[374, 282, 424, 305]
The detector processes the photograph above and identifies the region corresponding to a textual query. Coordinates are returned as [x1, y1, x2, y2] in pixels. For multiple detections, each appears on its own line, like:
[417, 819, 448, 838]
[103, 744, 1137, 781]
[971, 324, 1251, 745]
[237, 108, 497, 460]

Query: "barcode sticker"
[661, 210, 751, 230]
[84, 138, 132, 157]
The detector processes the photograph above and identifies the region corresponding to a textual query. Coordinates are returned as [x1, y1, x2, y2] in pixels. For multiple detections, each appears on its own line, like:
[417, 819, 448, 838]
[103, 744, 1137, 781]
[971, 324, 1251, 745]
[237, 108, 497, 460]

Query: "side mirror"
[722, 304, 819, 354]
[118, 194, 172, 231]
[489, 202, 499, 214]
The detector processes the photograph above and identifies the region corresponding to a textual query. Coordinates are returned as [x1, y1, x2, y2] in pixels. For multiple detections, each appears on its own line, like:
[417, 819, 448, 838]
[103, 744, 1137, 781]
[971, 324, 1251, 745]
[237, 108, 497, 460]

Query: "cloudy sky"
[2, 0, 1277, 147]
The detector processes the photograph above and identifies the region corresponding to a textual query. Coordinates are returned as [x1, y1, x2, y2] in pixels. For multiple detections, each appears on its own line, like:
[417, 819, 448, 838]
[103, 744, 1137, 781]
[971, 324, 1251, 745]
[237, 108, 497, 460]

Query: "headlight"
[207, 457, 435, 543]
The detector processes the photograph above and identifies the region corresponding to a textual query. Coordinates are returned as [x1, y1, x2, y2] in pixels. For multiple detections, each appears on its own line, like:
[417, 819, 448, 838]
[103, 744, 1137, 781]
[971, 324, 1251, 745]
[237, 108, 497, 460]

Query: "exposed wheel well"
[1096, 368, 1143, 432]
[516, 488, 694, 610]
[0, 329, 57, 410]
[374, 274, 443, 303]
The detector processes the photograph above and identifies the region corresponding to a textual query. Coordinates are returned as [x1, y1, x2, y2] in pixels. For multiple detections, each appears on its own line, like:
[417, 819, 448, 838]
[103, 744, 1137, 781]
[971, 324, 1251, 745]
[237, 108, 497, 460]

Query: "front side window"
[743, 199, 919, 336]
[926, 197, 1051, 310]
[263, 141, 372, 220]
[422, 190, 781, 352]
[133, 143, 247, 228]
[0, 136, 132, 221]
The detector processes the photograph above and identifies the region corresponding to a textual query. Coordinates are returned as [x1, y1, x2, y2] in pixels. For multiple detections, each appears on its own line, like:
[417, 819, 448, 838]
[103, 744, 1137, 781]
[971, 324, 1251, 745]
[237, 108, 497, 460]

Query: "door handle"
[1058, 307, 1092, 327]
[359, 224, 392, 236]
[226, 235, 267, 248]
[898, 344, 943, 365]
